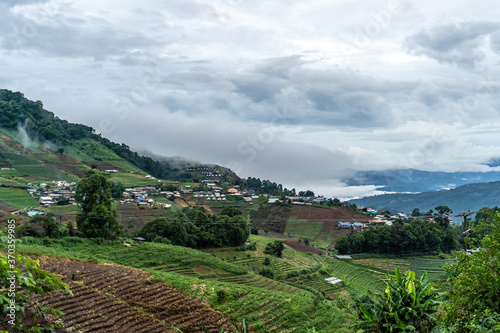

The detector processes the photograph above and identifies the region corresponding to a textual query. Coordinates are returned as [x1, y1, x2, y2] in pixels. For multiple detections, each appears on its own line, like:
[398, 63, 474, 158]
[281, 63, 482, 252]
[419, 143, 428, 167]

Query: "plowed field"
[290, 206, 370, 222]
[32, 257, 232, 333]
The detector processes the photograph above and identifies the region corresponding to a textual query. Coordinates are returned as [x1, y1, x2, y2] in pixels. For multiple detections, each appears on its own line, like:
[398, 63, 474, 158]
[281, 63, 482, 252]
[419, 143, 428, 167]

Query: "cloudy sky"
[1, 0, 500, 198]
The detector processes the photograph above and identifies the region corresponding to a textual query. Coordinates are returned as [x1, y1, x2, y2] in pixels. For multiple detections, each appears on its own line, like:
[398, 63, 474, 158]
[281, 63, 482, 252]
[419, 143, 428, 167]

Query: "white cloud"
[1, 0, 500, 198]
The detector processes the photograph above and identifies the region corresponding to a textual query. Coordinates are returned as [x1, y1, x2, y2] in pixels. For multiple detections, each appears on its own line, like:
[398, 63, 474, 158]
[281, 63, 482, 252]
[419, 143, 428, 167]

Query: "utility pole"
[456, 210, 475, 250]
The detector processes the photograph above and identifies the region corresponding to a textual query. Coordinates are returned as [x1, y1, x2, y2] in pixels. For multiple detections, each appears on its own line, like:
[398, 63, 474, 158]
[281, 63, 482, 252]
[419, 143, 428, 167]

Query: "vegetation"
[3, 238, 353, 332]
[335, 219, 460, 255]
[75, 170, 123, 239]
[0, 187, 38, 210]
[138, 207, 249, 248]
[264, 240, 285, 257]
[355, 268, 438, 332]
[443, 212, 500, 331]
[1, 253, 72, 332]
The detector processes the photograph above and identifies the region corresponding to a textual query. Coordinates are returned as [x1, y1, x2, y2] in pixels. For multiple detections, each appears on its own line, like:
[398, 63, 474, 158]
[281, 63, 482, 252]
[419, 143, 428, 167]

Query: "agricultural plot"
[0, 175, 26, 187]
[324, 256, 385, 295]
[410, 258, 456, 281]
[285, 218, 323, 240]
[0, 187, 38, 210]
[33, 257, 232, 333]
[2, 152, 79, 182]
[109, 172, 162, 187]
[9, 239, 355, 332]
[352, 257, 411, 274]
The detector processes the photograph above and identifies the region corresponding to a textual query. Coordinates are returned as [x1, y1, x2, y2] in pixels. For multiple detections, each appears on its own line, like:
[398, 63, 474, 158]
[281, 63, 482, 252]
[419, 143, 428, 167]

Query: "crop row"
[35, 257, 231, 332]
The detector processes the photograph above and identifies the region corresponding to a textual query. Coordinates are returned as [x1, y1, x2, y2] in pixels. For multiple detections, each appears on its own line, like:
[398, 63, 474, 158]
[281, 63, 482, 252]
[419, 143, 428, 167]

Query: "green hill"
[0, 89, 238, 191]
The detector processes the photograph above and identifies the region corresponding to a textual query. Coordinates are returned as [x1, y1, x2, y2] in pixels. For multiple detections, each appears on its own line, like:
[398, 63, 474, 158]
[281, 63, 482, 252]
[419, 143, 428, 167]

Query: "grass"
[285, 217, 323, 240]
[0, 187, 38, 210]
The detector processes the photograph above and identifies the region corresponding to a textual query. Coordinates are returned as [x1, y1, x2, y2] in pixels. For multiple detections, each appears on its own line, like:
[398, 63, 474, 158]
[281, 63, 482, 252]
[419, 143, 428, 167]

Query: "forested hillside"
[0, 89, 176, 180]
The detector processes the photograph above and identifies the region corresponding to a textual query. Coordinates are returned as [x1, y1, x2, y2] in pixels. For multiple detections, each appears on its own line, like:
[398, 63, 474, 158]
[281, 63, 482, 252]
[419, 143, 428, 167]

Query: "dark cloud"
[405, 21, 500, 68]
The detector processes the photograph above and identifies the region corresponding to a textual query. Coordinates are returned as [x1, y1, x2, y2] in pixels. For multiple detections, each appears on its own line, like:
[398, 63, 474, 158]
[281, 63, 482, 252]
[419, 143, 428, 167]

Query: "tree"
[75, 170, 123, 239]
[434, 206, 452, 229]
[110, 182, 125, 199]
[40, 216, 60, 238]
[443, 212, 500, 330]
[264, 240, 285, 257]
[411, 208, 421, 217]
[355, 268, 438, 332]
[1, 254, 72, 332]
[220, 207, 243, 217]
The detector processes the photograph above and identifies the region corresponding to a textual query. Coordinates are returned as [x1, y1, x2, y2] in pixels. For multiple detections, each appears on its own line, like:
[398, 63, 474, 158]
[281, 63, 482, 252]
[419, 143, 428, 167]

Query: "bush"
[259, 267, 275, 279]
[216, 289, 228, 304]
[263, 257, 271, 265]
[250, 227, 259, 235]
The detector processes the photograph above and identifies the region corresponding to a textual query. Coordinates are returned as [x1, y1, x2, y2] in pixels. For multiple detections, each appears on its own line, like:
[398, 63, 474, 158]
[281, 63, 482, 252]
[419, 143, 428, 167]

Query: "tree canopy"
[335, 219, 460, 255]
[138, 207, 249, 248]
[75, 170, 123, 239]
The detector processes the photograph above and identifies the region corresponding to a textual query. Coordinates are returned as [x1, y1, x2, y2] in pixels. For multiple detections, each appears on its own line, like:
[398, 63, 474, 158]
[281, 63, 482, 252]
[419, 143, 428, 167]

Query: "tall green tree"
[75, 170, 122, 239]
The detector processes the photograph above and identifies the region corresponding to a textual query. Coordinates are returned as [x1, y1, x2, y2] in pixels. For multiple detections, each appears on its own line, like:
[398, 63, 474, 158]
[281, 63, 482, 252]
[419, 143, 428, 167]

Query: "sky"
[1, 0, 500, 198]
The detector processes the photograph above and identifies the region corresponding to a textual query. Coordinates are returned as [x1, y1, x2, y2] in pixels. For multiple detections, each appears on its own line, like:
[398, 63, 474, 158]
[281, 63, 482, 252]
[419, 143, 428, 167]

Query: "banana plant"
[355, 268, 438, 332]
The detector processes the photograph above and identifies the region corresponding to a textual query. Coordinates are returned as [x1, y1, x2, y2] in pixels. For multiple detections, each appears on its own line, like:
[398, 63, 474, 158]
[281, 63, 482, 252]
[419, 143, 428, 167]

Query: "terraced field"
[10, 239, 356, 332]
[410, 258, 456, 281]
[0, 187, 38, 210]
[324, 257, 385, 295]
[154, 263, 304, 295]
[34, 257, 232, 333]
[353, 257, 411, 274]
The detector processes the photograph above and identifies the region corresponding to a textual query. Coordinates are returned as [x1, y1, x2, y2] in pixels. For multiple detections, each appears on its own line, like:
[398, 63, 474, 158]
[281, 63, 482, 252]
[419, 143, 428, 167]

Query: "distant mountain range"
[343, 169, 500, 193]
[349, 180, 500, 218]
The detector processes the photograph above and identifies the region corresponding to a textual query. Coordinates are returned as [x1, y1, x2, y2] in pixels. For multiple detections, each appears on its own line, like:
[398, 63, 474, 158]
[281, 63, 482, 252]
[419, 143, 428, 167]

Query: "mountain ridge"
[349, 179, 500, 218]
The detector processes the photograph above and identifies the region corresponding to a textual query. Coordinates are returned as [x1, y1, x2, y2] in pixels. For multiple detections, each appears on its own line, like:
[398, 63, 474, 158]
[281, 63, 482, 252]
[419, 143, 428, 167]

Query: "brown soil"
[90, 162, 127, 173]
[290, 205, 370, 222]
[0, 135, 24, 151]
[25, 256, 232, 333]
[117, 204, 167, 233]
[0, 201, 17, 212]
[283, 241, 329, 255]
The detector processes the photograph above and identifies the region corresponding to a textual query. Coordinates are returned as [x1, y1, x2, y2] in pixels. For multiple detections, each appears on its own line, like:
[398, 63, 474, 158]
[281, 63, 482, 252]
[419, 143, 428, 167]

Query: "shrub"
[263, 257, 271, 265]
[259, 267, 275, 279]
[216, 289, 228, 304]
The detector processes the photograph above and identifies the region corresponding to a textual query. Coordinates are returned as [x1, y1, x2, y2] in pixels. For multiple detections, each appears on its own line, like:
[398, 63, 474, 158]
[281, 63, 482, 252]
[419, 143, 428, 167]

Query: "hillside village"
[13, 170, 438, 234]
